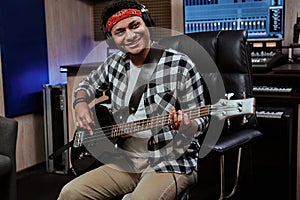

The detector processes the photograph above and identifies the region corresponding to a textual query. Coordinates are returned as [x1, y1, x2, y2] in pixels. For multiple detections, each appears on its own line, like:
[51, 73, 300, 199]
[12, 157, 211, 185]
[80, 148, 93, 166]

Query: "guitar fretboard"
[110, 106, 210, 138]
[73, 97, 255, 148]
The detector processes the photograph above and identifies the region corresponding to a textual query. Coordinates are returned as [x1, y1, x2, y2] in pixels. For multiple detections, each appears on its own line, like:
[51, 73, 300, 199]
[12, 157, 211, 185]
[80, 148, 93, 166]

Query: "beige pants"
[57, 162, 197, 200]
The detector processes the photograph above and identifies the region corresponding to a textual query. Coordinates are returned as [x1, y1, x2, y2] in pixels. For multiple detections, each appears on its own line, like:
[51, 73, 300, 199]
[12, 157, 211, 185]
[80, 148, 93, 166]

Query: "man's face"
[110, 16, 151, 55]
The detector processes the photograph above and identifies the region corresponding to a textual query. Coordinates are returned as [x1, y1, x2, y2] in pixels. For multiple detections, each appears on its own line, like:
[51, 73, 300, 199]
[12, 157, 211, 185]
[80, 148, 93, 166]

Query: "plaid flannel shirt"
[75, 45, 209, 174]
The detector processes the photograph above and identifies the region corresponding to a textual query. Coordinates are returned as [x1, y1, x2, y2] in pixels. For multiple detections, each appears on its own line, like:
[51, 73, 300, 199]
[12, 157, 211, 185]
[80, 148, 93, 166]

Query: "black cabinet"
[252, 69, 300, 200]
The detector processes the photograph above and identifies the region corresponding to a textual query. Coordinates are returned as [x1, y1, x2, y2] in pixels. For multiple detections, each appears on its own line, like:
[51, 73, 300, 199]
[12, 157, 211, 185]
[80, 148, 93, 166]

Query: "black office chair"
[71, 30, 262, 200]
[159, 30, 262, 200]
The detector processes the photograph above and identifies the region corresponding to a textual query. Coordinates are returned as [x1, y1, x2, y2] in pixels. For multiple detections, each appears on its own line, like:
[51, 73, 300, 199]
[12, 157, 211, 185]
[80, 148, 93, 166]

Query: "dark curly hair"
[100, 0, 154, 39]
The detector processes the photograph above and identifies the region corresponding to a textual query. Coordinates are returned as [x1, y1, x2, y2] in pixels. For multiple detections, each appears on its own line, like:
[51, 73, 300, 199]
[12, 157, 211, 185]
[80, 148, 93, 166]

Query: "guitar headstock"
[210, 97, 256, 120]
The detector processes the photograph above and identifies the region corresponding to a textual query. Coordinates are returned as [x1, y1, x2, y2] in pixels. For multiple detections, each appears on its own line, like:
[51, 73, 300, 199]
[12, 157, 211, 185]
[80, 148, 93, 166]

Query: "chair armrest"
[0, 154, 12, 176]
[0, 116, 18, 157]
[211, 129, 262, 153]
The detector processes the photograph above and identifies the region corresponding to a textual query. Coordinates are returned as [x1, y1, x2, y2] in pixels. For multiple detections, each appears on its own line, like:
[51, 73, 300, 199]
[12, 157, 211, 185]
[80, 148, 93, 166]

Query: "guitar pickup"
[73, 130, 84, 148]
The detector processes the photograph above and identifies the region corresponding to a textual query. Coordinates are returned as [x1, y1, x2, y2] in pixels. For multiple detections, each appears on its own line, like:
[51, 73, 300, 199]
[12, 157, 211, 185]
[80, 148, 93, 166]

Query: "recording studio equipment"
[184, 0, 285, 41]
[253, 107, 295, 200]
[252, 65, 300, 96]
[185, 0, 289, 72]
[249, 40, 286, 72]
[253, 85, 292, 93]
[252, 65, 300, 200]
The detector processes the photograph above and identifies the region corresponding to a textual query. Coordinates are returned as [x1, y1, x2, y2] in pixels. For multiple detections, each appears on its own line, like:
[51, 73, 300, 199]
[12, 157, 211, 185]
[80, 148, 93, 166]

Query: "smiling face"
[110, 16, 151, 59]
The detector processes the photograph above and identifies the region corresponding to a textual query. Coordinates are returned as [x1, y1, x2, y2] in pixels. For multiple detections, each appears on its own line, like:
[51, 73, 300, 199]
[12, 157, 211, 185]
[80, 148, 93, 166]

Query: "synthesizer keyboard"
[253, 86, 293, 93]
[256, 110, 284, 119]
[256, 107, 291, 119]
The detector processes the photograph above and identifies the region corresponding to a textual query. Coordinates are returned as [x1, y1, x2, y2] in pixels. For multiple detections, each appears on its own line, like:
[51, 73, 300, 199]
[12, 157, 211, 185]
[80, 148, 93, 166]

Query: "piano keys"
[253, 85, 293, 94]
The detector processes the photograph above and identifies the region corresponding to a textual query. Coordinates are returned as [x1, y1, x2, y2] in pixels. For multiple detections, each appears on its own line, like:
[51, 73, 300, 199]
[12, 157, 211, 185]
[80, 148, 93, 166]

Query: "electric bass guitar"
[70, 97, 256, 175]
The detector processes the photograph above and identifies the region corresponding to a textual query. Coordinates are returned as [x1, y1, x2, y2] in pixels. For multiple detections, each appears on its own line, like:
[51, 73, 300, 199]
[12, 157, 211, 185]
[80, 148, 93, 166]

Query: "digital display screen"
[253, 42, 263, 48]
[266, 42, 277, 47]
[184, 0, 285, 40]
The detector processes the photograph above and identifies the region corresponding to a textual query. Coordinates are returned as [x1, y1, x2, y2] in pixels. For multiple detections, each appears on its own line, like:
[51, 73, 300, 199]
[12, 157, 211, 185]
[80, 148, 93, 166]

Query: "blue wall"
[0, 0, 49, 117]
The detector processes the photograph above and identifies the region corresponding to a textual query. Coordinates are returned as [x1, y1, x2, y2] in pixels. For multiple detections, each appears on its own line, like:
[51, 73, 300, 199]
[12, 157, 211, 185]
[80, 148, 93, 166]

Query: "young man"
[58, 0, 209, 199]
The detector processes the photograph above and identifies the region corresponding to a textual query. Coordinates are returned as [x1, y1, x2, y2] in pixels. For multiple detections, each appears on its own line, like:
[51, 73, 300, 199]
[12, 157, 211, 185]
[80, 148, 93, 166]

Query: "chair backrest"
[159, 30, 256, 131]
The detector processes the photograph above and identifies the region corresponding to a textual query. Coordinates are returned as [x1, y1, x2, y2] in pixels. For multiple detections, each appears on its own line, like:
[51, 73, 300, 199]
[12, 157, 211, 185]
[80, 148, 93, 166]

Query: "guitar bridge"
[73, 130, 84, 148]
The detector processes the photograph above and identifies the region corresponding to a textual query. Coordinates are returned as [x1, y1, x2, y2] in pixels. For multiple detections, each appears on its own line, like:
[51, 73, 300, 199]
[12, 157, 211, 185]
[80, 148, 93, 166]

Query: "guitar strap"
[48, 140, 73, 160]
[128, 43, 165, 114]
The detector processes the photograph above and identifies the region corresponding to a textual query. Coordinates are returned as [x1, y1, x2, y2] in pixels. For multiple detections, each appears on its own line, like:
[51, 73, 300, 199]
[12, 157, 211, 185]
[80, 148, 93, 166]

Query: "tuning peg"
[241, 92, 249, 125]
[225, 93, 234, 128]
[225, 93, 234, 100]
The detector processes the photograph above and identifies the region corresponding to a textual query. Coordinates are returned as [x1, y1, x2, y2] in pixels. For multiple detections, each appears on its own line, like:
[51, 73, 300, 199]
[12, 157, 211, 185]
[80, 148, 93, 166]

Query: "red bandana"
[106, 8, 142, 32]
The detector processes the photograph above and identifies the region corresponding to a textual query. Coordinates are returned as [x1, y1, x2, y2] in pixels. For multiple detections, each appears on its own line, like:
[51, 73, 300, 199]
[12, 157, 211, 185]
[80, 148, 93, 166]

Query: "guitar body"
[70, 137, 102, 176]
[70, 104, 115, 176]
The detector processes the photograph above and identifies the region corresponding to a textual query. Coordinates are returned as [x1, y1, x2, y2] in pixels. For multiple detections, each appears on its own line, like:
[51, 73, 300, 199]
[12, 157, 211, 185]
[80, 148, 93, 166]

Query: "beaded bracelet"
[73, 97, 87, 109]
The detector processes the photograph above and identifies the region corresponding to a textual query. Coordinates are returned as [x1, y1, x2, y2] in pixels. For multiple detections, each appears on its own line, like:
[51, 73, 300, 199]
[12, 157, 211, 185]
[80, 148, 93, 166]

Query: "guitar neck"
[73, 98, 255, 148]
[111, 106, 210, 137]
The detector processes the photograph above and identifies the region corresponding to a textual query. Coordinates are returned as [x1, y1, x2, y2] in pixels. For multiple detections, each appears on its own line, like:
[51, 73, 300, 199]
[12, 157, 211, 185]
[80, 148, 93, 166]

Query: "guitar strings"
[80, 105, 239, 144]
[81, 105, 240, 144]
[88, 106, 209, 135]
[78, 106, 208, 144]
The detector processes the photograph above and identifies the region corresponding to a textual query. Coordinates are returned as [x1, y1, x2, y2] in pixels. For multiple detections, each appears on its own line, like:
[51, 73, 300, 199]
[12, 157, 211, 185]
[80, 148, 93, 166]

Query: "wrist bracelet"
[73, 97, 87, 109]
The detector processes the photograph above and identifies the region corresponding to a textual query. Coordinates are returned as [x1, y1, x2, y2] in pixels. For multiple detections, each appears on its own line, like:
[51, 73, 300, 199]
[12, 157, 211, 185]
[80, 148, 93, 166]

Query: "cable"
[171, 172, 178, 198]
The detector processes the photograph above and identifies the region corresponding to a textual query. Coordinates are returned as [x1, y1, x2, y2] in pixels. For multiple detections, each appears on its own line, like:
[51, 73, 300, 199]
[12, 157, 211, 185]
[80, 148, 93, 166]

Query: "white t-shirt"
[122, 61, 152, 161]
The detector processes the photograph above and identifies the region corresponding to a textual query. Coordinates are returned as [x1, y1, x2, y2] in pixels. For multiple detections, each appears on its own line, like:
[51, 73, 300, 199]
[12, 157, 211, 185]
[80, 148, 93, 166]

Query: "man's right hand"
[74, 101, 95, 135]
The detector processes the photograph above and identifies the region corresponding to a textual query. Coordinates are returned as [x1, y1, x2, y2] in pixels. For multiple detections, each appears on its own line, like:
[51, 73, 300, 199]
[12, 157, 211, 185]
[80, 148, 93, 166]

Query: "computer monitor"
[184, 0, 285, 41]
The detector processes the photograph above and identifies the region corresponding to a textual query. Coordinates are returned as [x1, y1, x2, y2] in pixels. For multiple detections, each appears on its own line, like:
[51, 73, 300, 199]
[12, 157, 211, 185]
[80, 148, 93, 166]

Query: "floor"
[17, 163, 74, 200]
[16, 163, 207, 200]
[16, 159, 266, 200]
